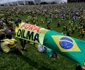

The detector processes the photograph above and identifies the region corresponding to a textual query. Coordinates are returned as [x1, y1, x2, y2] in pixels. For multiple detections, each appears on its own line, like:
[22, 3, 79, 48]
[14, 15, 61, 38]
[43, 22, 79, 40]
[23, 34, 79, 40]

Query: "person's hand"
[21, 51, 24, 55]
[82, 66, 85, 70]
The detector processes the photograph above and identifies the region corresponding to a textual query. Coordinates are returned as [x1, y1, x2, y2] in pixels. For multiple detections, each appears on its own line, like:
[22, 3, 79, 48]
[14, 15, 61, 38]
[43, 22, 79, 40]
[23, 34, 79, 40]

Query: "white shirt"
[38, 45, 45, 52]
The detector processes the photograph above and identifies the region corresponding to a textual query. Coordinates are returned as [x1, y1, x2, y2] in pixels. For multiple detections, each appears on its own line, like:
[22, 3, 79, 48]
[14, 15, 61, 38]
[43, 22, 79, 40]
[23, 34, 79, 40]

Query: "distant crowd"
[0, 3, 85, 56]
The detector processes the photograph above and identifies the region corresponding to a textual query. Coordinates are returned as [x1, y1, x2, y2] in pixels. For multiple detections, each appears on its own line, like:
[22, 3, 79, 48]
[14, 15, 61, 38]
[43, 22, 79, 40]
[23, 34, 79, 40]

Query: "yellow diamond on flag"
[52, 35, 80, 52]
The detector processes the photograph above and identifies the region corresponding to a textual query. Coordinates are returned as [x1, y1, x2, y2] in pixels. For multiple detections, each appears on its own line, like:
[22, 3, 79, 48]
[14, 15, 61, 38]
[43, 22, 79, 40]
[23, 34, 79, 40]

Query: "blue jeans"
[8, 48, 16, 53]
[0, 46, 2, 51]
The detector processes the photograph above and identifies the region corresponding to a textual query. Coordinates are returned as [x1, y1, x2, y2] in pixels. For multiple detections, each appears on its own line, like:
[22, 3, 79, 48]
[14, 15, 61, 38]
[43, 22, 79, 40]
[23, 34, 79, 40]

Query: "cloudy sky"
[0, 0, 67, 4]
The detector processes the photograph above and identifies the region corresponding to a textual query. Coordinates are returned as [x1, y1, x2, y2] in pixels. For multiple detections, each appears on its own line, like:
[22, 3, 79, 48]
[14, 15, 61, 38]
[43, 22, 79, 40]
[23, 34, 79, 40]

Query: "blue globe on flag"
[59, 37, 73, 49]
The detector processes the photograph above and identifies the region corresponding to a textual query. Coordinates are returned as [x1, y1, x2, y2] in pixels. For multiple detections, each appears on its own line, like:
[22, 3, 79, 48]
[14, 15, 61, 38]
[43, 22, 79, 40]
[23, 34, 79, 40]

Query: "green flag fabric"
[16, 23, 85, 66]
[43, 30, 85, 66]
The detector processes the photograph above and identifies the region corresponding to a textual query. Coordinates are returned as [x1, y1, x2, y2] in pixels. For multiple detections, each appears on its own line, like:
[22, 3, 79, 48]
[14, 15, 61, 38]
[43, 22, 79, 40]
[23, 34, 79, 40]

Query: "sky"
[0, 0, 67, 4]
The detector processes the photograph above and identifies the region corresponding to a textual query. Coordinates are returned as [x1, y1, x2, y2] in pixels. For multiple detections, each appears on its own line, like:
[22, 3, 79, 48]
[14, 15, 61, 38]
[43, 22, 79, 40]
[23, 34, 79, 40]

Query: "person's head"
[0, 32, 6, 40]
[6, 31, 12, 39]
[0, 21, 3, 29]
[76, 65, 82, 70]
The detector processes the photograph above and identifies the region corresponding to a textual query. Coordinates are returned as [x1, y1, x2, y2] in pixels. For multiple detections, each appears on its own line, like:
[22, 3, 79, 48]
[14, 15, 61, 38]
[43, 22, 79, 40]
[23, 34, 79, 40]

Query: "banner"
[16, 22, 48, 44]
[16, 22, 85, 67]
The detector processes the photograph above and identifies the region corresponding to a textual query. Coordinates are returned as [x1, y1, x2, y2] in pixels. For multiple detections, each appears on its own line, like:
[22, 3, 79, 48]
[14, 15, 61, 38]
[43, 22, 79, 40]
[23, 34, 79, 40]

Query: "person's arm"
[0, 40, 4, 42]
[8, 39, 17, 46]
[82, 66, 85, 70]
[16, 46, 24, 55]
[8, 43, 15, 46]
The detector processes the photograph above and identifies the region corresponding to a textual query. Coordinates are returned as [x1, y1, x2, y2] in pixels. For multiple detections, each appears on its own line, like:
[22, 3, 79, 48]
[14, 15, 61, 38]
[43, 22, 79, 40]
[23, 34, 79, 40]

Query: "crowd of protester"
[0, 3, 85, 70]
[0, 3, 85, 37]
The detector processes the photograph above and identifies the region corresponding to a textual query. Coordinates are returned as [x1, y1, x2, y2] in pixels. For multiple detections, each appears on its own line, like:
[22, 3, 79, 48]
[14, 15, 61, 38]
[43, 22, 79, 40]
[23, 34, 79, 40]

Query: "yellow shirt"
[15, 26, 19, 33]
[1, 39, 10, 53]
[35, 43, 38, 48]
[15, 24, 21, 33]
[1, 39, 17, 53]
[8, 39, 17, 48]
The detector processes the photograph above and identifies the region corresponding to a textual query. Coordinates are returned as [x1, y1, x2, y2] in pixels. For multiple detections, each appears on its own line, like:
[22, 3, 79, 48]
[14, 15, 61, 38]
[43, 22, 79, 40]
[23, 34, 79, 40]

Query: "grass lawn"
[0, 13, 84, 70]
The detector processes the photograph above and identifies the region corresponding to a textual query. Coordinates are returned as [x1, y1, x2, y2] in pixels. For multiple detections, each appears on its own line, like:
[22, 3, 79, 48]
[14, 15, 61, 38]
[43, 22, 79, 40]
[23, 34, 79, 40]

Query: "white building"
[0, 0, 67, 5]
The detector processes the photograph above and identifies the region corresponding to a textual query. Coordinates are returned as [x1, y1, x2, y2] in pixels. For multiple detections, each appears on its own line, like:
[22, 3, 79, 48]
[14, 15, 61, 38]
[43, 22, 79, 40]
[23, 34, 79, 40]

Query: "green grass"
[0, 13, 84, 70]
[0, 45, 76, 70]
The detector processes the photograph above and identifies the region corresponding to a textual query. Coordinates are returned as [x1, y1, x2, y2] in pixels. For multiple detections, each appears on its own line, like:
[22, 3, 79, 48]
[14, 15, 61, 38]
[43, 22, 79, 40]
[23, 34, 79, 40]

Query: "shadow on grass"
[17, 54, 51, 70]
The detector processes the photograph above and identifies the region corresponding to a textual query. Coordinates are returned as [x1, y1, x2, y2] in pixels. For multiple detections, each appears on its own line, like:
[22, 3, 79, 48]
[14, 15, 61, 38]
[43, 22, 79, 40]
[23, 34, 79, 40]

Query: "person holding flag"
[15, 21, 26, 50]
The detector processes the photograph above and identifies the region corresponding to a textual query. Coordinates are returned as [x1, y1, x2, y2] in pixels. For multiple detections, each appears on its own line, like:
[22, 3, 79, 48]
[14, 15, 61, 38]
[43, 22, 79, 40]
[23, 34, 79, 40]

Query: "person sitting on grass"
[0, 32, 24, 55]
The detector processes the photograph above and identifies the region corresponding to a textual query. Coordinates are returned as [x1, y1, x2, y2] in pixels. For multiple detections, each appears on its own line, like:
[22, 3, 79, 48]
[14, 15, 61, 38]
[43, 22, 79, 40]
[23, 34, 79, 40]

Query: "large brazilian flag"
[43, 30, 85, 66]
[16, 23, 85, 66]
